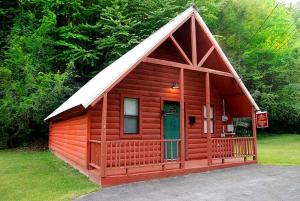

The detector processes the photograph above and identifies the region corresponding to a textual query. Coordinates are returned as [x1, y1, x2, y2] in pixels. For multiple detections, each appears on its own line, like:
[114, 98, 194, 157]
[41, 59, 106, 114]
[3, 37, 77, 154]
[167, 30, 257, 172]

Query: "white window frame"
[123, 97, 139, 134]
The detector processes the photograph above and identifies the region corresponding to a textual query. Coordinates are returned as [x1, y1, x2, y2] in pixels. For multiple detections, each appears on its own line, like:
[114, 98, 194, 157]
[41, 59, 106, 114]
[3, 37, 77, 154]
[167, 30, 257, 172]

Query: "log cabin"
[45, 7, 260, 187]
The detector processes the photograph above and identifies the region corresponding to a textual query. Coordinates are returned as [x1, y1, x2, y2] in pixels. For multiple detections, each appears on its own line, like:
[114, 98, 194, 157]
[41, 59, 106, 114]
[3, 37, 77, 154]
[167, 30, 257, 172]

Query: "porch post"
[205, 72, 212, 165]
[100, 93, 108, 177]
[252, 107, 258, 161]
[86, 111, 91, 170]
[180, 68, 185, 168]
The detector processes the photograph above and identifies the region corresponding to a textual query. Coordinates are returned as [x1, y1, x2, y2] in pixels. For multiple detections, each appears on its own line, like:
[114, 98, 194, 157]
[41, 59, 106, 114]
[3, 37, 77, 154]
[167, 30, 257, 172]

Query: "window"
[203, 105, 214, 134]
[123, 97, 139, 134]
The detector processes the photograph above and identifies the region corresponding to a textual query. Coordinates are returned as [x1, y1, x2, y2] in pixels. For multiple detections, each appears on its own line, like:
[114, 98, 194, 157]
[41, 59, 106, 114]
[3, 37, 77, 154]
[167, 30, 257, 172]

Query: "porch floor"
[95, 157, 256, 187]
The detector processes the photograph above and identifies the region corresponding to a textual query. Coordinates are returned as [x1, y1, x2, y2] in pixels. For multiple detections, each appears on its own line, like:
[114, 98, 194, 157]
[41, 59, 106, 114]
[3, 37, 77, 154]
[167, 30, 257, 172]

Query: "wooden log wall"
[49, 114, 88, 168]
[89, 62, 229, 162]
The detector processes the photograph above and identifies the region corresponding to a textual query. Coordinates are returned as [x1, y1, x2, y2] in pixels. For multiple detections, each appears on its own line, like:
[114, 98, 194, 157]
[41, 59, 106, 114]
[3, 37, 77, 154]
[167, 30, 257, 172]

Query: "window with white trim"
[203, 105, 214, 134]
[124, 97, 139, 134]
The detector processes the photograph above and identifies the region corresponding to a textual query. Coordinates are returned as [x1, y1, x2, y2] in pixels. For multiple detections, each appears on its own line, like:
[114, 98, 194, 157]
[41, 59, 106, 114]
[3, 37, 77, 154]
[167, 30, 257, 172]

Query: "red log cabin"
[45, 7, 260, 187]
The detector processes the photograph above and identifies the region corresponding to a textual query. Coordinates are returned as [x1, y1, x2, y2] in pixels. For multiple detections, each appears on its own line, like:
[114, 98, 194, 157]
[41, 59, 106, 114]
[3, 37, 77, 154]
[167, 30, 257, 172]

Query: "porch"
[88, 137, 257, 186]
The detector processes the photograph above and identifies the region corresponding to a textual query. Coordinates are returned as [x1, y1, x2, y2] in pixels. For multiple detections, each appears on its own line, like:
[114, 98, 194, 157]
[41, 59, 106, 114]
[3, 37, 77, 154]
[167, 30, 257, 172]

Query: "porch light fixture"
[171, 82, 180, 89]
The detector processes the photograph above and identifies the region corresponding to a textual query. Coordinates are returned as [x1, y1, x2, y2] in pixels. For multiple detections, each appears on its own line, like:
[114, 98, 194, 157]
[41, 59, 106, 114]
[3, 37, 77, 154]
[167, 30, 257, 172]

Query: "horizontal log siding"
[49, 114, 88, 168]
[184, 70, 223, 160]
[89, 63, 226, 162]
[90, 99, 103, 141]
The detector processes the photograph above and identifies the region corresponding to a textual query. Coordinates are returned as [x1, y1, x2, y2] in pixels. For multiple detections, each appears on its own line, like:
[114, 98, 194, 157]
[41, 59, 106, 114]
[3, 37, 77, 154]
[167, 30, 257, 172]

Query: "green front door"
[163, 101, 180, 160]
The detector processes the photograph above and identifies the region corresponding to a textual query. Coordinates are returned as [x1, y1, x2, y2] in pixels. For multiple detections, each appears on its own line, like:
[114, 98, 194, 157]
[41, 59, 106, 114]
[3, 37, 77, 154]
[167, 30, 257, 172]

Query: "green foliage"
[0, 0, 299, 148]
[215, 0, 300, 133]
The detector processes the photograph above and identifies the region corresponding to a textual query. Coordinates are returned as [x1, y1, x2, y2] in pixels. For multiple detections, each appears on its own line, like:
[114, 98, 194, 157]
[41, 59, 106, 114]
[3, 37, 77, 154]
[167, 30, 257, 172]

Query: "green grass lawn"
[258, 133, 300, 165]
[0, 150, 98, 201]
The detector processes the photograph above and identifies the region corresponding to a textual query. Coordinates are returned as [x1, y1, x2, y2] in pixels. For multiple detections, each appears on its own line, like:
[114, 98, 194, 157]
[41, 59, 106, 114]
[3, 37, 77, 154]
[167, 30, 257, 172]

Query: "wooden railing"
[89, 140, 101, 169]
[89, 137, 255, 172]
[106, 139, 181, 169]
[212, 137, 255, 159]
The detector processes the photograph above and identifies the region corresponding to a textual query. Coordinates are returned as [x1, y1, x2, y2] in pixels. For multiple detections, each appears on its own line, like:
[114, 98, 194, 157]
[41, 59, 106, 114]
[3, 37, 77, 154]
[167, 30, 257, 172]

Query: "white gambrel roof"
[45, 7, 259, 121]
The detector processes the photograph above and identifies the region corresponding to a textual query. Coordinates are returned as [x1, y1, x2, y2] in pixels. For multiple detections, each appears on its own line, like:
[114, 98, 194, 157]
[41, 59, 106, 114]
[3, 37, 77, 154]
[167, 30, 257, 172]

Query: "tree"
[0, 0, 299, 148]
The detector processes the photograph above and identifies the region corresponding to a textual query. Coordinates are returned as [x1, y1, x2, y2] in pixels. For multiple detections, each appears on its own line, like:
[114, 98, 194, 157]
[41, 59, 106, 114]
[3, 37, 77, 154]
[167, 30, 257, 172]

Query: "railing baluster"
[164, 141, 167, 162]
[119, 142, 122, 167]
[170, 140, 173, 160]
[246, 138, 248, 156]
[243, 138, 245, 157]
[222, 139, 224, 159]
[124, 141, 127, 168]
[110, 142, 112, 168]
[236, 138, 239, 157]
[224, 138, 226, 158]
[156, 141, 158, 164]
[240, 139, 242, 157]
[239, 138, 241, 157]
[176, 140, 179, 160]
[129, 142, 131, 167]
[133, 141, 136, 166]
[143, 141, 145, 165]
[152, 141, 154, 164]
[149, 141, 151, 164]
[138, 141, 141, 166]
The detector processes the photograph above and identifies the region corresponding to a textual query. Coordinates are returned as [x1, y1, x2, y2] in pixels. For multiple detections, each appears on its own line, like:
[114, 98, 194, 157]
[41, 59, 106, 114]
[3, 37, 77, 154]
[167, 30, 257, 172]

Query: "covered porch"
[88, 136, 257, 186]
[86, 62, 258, 186]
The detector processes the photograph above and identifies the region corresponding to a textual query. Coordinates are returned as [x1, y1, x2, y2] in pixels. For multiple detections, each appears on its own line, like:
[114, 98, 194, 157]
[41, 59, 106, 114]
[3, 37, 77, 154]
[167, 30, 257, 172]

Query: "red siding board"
[49, 114, 88, 168]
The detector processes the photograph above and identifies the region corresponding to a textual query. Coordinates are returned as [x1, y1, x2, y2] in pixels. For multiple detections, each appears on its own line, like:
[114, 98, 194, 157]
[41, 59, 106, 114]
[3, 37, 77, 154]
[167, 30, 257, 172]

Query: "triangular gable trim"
[194, 11, 259, 111]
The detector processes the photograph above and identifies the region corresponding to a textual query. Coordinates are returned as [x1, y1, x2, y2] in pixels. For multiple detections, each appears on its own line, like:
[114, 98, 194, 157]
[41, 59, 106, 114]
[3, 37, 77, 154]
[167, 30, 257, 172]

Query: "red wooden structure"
[46, 7, 260, 186]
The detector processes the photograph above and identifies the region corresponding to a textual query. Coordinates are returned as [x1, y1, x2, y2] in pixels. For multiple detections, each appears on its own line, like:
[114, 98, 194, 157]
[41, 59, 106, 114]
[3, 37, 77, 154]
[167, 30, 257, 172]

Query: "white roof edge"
[44, 7, 195, 121]
[194, 11, 260, 111]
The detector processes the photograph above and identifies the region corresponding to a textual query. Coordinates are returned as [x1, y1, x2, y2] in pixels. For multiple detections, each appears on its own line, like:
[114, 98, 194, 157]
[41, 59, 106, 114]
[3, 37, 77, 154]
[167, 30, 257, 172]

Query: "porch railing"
[89, 140, 101, 169]
[107, 139, 181, 169]
[89, 139, 181, 170]
[211, 137, 255, 159]
[89, 137, 255, 172]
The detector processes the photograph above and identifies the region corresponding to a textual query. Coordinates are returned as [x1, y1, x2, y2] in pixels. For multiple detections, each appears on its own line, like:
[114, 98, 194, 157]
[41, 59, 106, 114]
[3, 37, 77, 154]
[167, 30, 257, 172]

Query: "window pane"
[204, 120, 214, 133]
[124, 116, 138, 134]
[124, 98, 138, 116]
[203, 105, 213, 118]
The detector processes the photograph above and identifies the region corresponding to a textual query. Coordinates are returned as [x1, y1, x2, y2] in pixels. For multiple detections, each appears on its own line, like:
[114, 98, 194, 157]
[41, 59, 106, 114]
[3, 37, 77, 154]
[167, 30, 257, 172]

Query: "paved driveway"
[76, 165, 300, 201]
